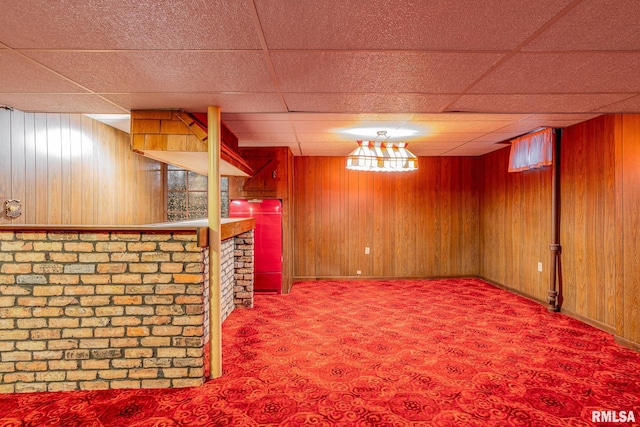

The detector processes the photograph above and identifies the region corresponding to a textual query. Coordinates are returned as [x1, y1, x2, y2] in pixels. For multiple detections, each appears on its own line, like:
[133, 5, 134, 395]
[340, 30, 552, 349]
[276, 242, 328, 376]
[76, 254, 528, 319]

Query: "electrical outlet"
[538, 262, 543, 272]
[356, 270, 361, 275]
[365, 246, 370, 255]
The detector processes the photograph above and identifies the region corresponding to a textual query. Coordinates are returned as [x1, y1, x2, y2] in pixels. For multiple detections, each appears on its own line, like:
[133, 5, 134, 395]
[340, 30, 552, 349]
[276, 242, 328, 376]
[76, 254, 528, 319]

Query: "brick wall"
[234, 231, 254, 308]
[201, 231, 255, 348]
[220, 239, 235, 322]
[0, 230, 206, 393]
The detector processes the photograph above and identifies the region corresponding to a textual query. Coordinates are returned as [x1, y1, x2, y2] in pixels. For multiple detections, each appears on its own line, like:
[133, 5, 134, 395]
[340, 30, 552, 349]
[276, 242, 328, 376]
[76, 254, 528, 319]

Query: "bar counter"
[0, 218, 255, 393]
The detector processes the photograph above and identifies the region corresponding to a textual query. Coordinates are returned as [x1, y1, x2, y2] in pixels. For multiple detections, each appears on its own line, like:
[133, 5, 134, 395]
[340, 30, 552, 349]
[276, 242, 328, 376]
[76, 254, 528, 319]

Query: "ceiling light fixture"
[346, 131, 418, 172]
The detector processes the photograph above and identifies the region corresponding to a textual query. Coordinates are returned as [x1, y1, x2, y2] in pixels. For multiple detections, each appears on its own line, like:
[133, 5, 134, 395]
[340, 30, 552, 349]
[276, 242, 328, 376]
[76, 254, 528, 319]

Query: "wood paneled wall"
[559, 115, 619, 330]
[0, 109, 164, 226]
[479, 147, 552, 303]
[621, 115, 640, 346]
[560, 113, 640, 346]
[480, 114, 640, 348]
[293, 156, 479, 279]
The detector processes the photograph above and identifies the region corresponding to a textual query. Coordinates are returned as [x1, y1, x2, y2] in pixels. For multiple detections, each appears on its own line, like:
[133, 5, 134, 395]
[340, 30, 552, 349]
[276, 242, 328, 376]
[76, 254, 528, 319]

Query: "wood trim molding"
[179, 111, 254, 176]
[221, 218, 255, 241]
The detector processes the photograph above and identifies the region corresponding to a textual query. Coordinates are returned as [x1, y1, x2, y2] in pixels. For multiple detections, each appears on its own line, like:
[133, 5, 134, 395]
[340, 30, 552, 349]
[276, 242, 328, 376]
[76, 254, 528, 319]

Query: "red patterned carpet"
[1, 278, 640, 426]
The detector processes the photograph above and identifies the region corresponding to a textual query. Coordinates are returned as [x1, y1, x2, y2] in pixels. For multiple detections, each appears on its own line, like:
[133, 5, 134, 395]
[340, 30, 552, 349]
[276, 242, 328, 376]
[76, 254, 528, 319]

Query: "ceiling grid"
[0, 0, 638, 156]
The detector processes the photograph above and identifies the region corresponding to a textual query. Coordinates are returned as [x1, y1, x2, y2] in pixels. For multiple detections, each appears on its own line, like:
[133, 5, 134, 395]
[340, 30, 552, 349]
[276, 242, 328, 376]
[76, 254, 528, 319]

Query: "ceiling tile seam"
[14, 49, 265, 53]
[438, 133, 508, 152]
[281, 91, 640, 96]
[264, 49, 512, 54]
[589, 93, 640, 112]
[493, 50, 640, 55]
[249, 1, 306, 151]
[36, 91, 640, 96]
[17, 48, 640, 55]
[94, 92, 282, 95]
[440, 0, 586, 113]
[248, 0, 289, 113]
[4, 47, 129, 113]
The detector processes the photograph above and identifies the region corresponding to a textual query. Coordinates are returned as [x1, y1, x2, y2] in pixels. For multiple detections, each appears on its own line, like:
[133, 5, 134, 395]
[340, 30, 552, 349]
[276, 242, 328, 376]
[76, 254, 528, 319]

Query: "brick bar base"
[0, 230, 206, 393]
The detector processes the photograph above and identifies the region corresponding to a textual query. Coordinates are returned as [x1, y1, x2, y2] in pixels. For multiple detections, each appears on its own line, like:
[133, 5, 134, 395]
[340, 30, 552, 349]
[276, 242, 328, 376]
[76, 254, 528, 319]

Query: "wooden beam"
[208, 106, 222, 379]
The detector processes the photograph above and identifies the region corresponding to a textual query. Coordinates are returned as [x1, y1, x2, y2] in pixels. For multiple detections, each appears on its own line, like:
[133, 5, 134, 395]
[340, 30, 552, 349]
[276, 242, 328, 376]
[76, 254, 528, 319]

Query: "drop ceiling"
[1, 0, 639, 156]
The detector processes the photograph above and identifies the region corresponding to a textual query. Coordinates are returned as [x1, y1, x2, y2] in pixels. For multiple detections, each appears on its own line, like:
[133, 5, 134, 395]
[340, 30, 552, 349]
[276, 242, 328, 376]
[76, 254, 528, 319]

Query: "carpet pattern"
[1, 278, 639, 426]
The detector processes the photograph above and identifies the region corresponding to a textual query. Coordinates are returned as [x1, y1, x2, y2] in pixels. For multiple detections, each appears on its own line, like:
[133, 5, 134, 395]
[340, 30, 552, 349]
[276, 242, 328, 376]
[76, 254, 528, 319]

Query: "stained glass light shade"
[346, 141, 418, 172]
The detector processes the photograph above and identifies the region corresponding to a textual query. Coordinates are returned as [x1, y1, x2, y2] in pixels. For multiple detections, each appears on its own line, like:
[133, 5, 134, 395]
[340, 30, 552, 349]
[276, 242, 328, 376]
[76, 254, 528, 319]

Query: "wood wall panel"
[559, 115, 618, 328]
[622, 115, 640, 344]
[479, 146, 552, 303]
[480, 114, 639, 348]
[293, 156, 479, 279]
[0, 111, 10, 216]
[0, 109, 164, 226]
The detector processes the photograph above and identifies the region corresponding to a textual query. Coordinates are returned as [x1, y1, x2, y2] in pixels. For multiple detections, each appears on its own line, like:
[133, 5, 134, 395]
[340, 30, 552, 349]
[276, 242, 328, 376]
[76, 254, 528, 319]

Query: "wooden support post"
[208, 106, 222, 378]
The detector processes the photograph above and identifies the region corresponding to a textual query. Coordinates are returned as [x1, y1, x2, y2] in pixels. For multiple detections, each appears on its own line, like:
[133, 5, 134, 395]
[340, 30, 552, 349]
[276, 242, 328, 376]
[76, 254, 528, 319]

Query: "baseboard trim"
[559, 307, 616, 335]
[478, 276, 547, 306]
[614, 335, 640, 352]
[478, 277, 640, 352]
[293, 275, 479, 282]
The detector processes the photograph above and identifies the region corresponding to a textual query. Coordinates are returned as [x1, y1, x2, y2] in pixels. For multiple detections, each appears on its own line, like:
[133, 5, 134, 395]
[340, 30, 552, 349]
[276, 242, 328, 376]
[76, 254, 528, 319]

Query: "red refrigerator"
[229, 199, 283, 294]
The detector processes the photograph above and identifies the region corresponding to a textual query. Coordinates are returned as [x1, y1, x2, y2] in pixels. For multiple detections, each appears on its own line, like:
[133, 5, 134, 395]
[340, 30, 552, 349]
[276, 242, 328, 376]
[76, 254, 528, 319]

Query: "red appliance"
[229, 199, 283, 294]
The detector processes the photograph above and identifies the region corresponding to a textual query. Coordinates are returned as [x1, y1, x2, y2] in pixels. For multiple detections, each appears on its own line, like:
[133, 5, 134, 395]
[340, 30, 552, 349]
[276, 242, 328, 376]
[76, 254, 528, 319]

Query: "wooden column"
[208, 106, 222, 378]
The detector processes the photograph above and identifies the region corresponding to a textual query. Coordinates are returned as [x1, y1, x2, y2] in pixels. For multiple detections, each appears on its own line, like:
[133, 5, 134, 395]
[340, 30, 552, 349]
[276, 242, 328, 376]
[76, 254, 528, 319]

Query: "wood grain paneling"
[0, 109, 164, 226]
[479, 147, 552, 303]
[479, 114, 640, 348]
[293, 156, 480, 279]
[622, 114, 640, 344]
[558, 115, 619, 328]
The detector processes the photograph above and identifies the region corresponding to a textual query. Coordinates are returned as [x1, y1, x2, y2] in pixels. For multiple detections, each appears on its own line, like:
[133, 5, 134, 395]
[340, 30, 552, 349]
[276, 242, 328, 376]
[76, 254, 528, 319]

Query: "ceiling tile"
[222, 113, 293, 122]
[524, 0, 640, 51]
[284, 93, 458, 113]
[409, 113, 529, 122]
[594, 95, 640, 113]
[483, 121, 548, 134]
[425, 120, 514, 134]
[519, 113, 602, 122]
[0, 94, 127, 114]
[256, 0, 572, 50]
[239, 142, 301, 154]
[449, 94, 633, 113]
[23, 51, 275, 93]
[411, 141, 469, 150]
[471, 53, 640, 93]
[510, 115, 603, 129]
[444, 148, 503, 156]
[292, 119, 413, 134]
[273, 52, 504, 93]
[0, 51, 88, 93]
[223, 120, 294, 134]
[412, 148, 450, 156]
[235, 133, 298, 144]
[296, 133, 356, 143]
[419, 132, 489, 143]
[0, 0, 260, 49]
[298, 142, 356, 156]
[472, 131, 534, 143]
[290, 113, 413, 121]
[454, 140, 511, 149]
[103, 93, 286, 114]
